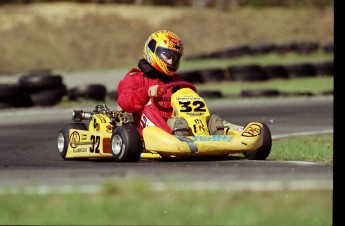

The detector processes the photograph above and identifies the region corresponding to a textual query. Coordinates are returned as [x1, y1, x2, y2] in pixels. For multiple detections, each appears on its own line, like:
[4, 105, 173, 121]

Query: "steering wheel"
[150, 81, 197, 111]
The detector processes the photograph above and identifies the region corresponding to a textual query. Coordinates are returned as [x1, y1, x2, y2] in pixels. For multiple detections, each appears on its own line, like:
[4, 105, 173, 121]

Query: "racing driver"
[116, 29, 223, 136]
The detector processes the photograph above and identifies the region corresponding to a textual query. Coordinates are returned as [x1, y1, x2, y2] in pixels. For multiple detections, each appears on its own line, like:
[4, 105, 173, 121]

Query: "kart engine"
[72, 104, 134, 127]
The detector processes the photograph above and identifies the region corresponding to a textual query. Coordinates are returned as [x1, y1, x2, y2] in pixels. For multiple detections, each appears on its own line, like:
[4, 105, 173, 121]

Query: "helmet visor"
[156, 47, 182, 70]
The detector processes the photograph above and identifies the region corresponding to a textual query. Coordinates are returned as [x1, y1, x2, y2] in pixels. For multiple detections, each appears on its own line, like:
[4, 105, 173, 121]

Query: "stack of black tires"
[0, 71, 108, 109]
[0, 71, 66, 109]
[179, 61, 333, 84]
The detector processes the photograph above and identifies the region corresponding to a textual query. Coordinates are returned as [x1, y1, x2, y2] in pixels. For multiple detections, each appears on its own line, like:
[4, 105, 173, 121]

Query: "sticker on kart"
[69, 131, 80, 148]
[241, 123, 262, 137]
[194, 135, 234, 142]
[192, 119, 209, 134]
[175, 99, 207, 117]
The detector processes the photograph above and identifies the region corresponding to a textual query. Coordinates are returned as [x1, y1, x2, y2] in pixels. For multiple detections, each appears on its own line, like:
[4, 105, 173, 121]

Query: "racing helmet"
[143, 30, 184, 76]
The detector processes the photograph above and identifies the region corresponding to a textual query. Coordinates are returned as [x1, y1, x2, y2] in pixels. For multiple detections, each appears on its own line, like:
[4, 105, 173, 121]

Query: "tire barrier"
[323, 41, 334, 53]
[211, 45, 252, 59]
[18, 71, 67, 106]
[312, 61, 334, 76]
[18, 71, 63, 92]
[67, 84, 107, 101]
[276, 41, 320, 55]
[198, 68, 226, 83]
[248, 43, 277, 56]
[185, 41, 333, 60]
[30, 86, 67, 106]
[240, 89, 280, 97]
[108, 90, 118, 100]
[179, 60, 333, 84]
[261, 65, 289, 80]
[0, 71, 107, 109]
[0, 84, 33, 108]
[227, 64, 268, 82]
[0, 71, 67, 109]
[198, 90, 223, 98]
[284, 63, 317, 78]
[179, 70, 204, 84]
[0, 59, 333, 109]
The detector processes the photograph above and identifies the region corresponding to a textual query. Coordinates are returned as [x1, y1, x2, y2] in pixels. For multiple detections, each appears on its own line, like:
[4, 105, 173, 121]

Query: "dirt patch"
[0, 2, 334, 74]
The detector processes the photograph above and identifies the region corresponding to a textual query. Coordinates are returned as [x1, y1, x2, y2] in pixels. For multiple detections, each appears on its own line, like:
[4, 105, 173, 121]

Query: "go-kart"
[57, 81, 272, 161]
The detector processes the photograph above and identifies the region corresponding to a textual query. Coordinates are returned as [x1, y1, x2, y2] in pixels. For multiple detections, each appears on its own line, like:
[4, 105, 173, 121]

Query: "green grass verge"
[269, 134, 333, 163]
[0, 188, 332, 225]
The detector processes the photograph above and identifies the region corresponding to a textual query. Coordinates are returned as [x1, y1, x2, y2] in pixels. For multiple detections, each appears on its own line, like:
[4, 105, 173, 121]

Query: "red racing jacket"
[117, 68, 183, 134]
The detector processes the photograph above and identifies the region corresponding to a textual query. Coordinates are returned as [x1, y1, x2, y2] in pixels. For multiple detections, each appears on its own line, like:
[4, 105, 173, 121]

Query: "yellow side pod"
[142, 122, 265, 157]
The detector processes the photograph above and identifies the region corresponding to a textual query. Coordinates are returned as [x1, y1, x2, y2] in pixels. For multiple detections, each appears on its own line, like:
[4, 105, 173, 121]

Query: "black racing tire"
[30, 85, 67, 106]
[275, 41, 299, 54]
[57, 123, 87, 159]
[178, 70, 204, 84]
[284, 63, 317, 78]
[0, 84, 22, 99]
[111, 126, 142, 162]
[185, 53, 209, 60]
[108, 90, 118, 100]
[67, 84, 107, 101]
[261, 65, 289, 79]
[244, 123, 272, 160]
[198, 90, 223, 98]
[212, 45, 251, 58]
[227, 64, 268, 81]
[0, 84, 33, 108]
[248, 43, 276, 56]
[240, 89, 280, 97]
[9, 93, 33, 108]
[312, 61, 333, 76]
[199, 68, 226, 82]
[295, 41, 319, 54]
[0, 102, 16, 109]
[19, 73, 63, 92]
[323, 41, 333, 53]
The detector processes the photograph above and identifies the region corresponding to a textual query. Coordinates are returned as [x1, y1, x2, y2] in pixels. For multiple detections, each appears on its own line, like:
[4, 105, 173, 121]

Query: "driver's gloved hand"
[148, 85, 166, 97]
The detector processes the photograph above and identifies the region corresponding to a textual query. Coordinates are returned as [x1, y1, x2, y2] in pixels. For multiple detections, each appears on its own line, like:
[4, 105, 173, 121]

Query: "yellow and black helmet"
[143, 30, 184, 77]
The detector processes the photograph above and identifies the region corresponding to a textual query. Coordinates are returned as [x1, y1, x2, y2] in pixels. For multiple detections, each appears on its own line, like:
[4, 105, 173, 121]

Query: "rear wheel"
[244, 123, 272, 160]
[57, 123, 87, 159]
[111, 126, 142, 162]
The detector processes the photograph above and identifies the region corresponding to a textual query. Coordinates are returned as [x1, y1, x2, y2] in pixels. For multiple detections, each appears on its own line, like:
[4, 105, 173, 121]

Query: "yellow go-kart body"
[141, 87, 270, 159]
[57, 82, 271, 161]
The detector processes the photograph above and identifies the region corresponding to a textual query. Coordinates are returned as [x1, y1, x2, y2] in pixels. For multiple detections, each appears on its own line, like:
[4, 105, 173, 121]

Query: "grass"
[269, 134, 333, 163]
[0, 187, 333, 225]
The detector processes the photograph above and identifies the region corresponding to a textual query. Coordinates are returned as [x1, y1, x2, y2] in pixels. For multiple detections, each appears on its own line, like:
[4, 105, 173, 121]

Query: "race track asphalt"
[0, 96, 333, 193]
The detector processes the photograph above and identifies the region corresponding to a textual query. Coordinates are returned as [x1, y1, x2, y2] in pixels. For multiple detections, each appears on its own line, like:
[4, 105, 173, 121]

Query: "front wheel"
[57, 123, 87, 159]
[111, 126, 142, 162]
[244, 123, 272, 160]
